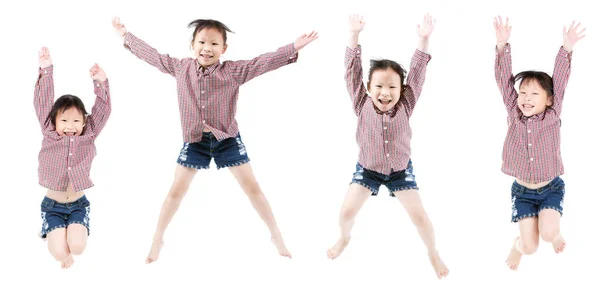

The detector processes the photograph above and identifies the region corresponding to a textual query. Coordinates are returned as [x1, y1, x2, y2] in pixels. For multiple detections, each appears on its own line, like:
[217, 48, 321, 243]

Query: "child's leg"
[146, 164, 198, 263]
[393, 189, 449, 279]
[539, 209, 566, 253]
[47, 228, 74, 269]
[327, 183, 372, 259]
[66, 224, 88, 255]
[228, 163, 291, 258]
[506, 217, 539, 270]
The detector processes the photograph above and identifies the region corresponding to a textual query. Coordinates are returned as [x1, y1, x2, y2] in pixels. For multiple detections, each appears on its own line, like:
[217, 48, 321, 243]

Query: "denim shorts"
[177, 132, 250, 170]
[350, 160, 419, 197]
[40, 196, 90, 238]
[511, 177, 565, 222]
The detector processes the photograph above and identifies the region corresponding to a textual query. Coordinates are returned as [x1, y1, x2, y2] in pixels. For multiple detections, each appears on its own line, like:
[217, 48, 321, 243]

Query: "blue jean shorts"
[350, 160, 419, 197]
[176, 132, 250, 170]
[40, 195, 90, 238]
[511, 177, 565, 222]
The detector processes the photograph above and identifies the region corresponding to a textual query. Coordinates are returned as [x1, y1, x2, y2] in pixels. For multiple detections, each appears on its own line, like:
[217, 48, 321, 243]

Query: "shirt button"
[386, 154, 390, 157]
[96, 84, 100, 87]
[70, 138, 74, 142]
[202, 106, 205, 109]
[528, 144, 532, 147]
[202, 120, 206, 124]
[385, 141, 388, 144]
[69, 153, 73, 156]
[527, 130, 531, 133]
[44, 70, 47, 74]
[530, 158, 533, 161]
[201, 91, 205, 94]
[384, 127, 387, 130]
[68, 167, 71, 170]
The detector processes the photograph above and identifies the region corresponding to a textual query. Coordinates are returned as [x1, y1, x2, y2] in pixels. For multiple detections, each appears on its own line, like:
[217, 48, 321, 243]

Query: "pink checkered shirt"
[495, 43, 572, 183]
[122, 32, 299, 143]
[35, 66, 111, 192]
[345, 45, 431, 175]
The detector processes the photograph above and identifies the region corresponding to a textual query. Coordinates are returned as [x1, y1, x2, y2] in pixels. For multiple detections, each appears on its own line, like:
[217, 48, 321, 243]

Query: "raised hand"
[112, 17, 127, 38]
[417, 13, 435, 38]
[563, 21, 586, 52]
[494, 16, 511, 48]
[294, 31, 319, 51]
[90, 63, 107, 82]
[349, 14, 365, 34]
[39, 46, 52, 69]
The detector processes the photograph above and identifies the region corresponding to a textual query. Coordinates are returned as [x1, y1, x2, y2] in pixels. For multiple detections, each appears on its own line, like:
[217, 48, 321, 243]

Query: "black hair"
[188, 19, 234, 45]
[45, 94, 88, 128]
[514, 70, 554, 98]
[367, 59, 408, 93]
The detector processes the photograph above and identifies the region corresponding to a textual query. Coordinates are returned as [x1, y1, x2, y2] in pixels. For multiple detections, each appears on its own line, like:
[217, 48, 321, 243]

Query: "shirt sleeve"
[494, 43, 519, 117]
[87, 79, 112, 137]
[402, 49, 431, 116]
[344, 45, 369, 116]
[227, 43, 298, 85]
[123, 32, 182, 77]
[551, 47, 572, 115]
[34, 66, 55, 131]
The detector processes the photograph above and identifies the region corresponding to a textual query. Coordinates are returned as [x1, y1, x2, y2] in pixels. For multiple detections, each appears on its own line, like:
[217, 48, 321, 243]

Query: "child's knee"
[540, 228, 559, 242]
[521, 239, 538, 255]
[48, 244, 70, 261]
[409, 212, 429, 227]
[68, 239, 87, 255]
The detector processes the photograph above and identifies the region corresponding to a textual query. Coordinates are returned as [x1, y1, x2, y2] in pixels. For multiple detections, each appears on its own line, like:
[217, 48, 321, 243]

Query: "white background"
[0, 0, 598, 298]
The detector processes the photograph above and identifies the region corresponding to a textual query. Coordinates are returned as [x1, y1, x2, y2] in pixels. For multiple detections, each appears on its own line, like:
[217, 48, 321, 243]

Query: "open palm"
[494, 16, 511, 44]
[39, 47, 52, 69]
[417, 13, 435, 38]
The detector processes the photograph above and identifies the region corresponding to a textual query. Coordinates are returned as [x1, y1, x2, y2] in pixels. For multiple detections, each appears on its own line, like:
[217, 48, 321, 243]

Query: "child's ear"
[546, 96, 554, 107]
[367, 81, 371, 93]
[222, 44, 228, 54]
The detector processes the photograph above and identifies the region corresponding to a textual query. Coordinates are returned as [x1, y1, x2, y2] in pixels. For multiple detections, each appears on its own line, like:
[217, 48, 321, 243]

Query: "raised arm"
[345, 14, 368, 115]
[113, 17, 182, 77]
[34, 47, 55, 131]
[228, 31, 318, 85]
[552, 21, 585, 114]
[493, 16, 518, 115]
[403, 13, 435, 113]
[87, 64, 111, 137]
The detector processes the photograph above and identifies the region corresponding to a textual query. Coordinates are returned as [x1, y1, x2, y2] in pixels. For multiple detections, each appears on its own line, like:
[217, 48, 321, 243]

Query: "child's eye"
[532, 93, 539, 95]
[390, 86, 397, 89]
[212, 43, 218, 46]
[74, 120, 80, 123]
[199, 41, 205, 44]
[375, 85, 382, 88]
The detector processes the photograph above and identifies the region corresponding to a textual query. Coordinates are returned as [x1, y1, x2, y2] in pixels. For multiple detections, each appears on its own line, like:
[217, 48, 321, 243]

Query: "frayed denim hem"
[41, 224, 67, 239]
[177, 161, 209, 170]
[512, 213, 538, 223]
[388, 186, 419, 197]
[350, 180, 378, 196]
[539, 206, 563, 216]
[217, 159, 250, 170]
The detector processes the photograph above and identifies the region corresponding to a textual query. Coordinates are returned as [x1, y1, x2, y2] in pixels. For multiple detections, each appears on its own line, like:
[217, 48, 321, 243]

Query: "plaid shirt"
[35, 66, 111, 192]
[495, 43, 572, 183]
[345, 45, 431, 175]
[122, 32, 299, 143]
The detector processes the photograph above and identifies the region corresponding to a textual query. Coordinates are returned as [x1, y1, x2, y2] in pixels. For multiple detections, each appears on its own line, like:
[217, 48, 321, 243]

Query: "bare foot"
[552, 235, 566, 253]
[505, 237, 522, 271]
[327, 237, 350, 259]
[146, 240, 164, 264]
[428, 251, 449, 279]
[61, 255, 74, 269]
[271, 234, 292, 258]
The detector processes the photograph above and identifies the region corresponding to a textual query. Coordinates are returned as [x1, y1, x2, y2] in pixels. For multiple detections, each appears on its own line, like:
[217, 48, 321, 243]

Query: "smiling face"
[192, 27, 227, 68]
[368, 68, 402, 112]
[55, 106, 85, 136]
[517, 79, 553, 117]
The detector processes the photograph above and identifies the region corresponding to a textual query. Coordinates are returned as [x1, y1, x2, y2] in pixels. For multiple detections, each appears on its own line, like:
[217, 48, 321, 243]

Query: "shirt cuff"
[39, 65, 54, 76]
